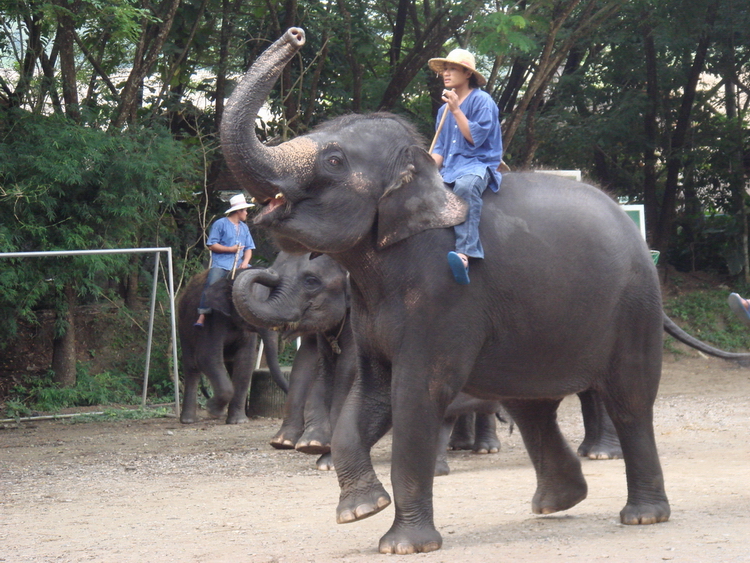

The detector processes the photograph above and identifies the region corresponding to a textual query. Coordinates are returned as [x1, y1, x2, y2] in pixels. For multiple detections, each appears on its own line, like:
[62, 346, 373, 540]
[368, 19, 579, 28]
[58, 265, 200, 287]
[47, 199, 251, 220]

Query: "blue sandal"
[447, 251, 470, 285]
[728, 293, 750, 327]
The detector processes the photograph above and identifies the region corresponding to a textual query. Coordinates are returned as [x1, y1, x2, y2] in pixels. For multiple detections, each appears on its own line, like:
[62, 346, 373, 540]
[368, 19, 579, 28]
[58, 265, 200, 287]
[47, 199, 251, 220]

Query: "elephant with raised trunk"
[221, 29, 750, 554]
[177, 269, 288, 424]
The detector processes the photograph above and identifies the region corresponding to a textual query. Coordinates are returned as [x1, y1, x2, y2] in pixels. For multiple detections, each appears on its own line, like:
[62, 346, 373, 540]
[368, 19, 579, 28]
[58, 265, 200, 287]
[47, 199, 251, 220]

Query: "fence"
[0, 248, 180, 417]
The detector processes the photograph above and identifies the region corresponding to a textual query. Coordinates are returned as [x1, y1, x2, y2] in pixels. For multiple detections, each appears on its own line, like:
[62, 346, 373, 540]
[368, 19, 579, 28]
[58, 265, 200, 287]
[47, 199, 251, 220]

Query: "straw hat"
[225, 193, 253, 214]
[428, 49, 487, 87]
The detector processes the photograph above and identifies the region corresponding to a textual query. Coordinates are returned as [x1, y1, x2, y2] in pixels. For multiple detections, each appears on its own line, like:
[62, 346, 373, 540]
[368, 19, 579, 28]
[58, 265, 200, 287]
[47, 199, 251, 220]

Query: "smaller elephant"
[177, 269, 288, 424]
[233, 252, 507, 474]
[233, 252, 353, 470]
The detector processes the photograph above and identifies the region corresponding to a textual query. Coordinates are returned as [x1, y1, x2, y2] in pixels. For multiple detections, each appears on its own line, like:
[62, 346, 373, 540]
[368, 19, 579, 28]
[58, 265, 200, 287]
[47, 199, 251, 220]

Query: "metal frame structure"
[0, 248, 180, 416]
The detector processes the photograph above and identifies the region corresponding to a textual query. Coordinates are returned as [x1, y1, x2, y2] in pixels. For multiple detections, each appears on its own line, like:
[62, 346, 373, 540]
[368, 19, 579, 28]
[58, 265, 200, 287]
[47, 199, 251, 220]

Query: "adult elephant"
[220, 29, 750, 554]
[177, 269, 288, 424]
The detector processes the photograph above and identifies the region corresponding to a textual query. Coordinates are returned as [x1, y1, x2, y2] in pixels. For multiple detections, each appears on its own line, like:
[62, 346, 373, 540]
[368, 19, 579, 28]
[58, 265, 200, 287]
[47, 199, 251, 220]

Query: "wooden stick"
[428, 92, 452, 154]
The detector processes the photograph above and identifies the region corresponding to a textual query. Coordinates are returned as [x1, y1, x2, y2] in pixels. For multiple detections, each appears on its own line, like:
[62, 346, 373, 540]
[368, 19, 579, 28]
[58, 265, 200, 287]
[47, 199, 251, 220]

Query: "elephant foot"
[473, 437, 501, 454]
[270, 426, 303, 449]
[296, 440, 331, 455]
[336, 483, 391, 524]
[378, 523, 442, 554]
[434, 457, 450, 477]
[532, 476, 588, 515]
[225, 412, 249, 424]
[180, 412, 198, 424]
[448, 438, 474, 451]
[206, 397, 228, 418]
[295, 426, 332, 455]
[577, 438, 622, 460]
[316, 452, 334, 471]
[620, 500, 670, 525]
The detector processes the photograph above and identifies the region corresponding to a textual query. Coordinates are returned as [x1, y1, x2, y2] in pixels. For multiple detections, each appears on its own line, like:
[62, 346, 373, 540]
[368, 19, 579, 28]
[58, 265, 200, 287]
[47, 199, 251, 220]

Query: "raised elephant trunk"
[232, 268, 297, 329]
[220, 27, 316, 201]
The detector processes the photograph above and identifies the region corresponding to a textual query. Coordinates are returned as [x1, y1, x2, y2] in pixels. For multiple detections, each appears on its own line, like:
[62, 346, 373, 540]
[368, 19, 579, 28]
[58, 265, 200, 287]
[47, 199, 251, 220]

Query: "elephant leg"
[332, 358, 393, 526]
[377, 367, 447, 555]
[577, 389, 622, 459]
[448, 413, 475, 450]
[199, 351, 234, 419]
[502, 398, 588, 515]
[271, 334, 317, 449]
[434, 417, 456, 477]
[473, 412, 500, 454]
[316, 452, 334, 471]
[601, 363, 670, 525]
[225, 332, 257, 424]
[180, 361, 201, 424]
[296, 367, 332, 454]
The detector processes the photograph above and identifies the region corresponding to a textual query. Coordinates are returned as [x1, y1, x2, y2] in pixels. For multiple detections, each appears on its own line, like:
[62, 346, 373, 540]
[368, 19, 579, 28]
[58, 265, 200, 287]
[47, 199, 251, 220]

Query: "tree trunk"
[110, 0, 182, 130]
[652, 0, 718, 254]
[51, 284, 77, 387]
[125, 254, 140, 309]
[723, 52, 749, 282]
[641, 22, 659, 247]
[56, 0, 81, 122]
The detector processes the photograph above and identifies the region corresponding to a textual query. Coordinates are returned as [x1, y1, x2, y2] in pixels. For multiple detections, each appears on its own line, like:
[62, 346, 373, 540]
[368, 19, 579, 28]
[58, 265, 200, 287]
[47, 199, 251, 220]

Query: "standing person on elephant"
[428, 49, 503, 285]
[195, 193, 255, 327]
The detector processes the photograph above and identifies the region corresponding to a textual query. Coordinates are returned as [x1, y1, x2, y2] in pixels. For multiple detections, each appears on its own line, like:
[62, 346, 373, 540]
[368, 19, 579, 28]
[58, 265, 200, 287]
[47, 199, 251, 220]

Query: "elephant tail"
[663, 313, 750, 365]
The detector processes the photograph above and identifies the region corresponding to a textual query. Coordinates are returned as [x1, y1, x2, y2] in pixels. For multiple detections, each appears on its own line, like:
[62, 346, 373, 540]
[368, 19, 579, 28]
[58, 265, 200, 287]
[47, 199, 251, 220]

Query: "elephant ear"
[203, 277, 234, 317]
[376, 145, 468, 249]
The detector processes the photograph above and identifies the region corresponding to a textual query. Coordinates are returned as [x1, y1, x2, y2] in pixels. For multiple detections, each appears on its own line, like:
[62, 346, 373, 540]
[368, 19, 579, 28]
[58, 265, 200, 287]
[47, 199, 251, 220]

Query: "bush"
[663, 287, 750, 352]
[4, 364, 139, 418]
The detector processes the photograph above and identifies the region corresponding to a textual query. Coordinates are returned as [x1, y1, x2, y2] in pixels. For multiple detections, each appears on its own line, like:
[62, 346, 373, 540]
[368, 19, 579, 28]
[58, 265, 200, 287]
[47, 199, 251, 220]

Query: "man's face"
[238, 208, 249, 221]
[442, 64, 471, 89]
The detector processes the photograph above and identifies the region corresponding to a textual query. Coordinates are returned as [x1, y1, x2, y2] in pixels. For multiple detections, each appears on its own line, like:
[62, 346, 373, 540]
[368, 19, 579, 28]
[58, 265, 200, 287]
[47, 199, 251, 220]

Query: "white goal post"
[0, 247, 180, 417]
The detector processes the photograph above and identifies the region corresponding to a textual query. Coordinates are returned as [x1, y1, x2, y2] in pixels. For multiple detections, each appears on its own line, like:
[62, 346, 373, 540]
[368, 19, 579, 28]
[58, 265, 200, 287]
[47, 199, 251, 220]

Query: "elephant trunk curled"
[220, 27, 315, 200]
[232, 268, 302, 330]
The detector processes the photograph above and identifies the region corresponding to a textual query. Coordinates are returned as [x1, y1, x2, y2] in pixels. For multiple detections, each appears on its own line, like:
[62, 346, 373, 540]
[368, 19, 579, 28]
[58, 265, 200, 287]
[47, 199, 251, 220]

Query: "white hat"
[225, 193, 253, 214]
[428, 49, 487, 87]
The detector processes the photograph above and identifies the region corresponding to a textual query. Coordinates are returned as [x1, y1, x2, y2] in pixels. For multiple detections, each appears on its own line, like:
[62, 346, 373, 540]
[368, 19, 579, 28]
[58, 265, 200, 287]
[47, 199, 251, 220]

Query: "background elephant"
[220, 29, 750, 554]
[177, 269, 288, 424]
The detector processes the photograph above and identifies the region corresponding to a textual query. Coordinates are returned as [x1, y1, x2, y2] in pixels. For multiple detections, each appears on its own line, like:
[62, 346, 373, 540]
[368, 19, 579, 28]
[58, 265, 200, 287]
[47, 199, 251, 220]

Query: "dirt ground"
[2, 354, 749, 563]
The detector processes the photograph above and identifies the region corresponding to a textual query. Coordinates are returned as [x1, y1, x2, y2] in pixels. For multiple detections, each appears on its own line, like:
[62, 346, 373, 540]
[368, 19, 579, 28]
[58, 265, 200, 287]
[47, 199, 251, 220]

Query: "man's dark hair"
[469, 74, 480, 89]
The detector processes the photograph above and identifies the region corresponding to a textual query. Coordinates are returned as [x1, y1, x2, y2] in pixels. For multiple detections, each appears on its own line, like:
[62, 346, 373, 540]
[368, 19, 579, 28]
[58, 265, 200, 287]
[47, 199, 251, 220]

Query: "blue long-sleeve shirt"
[432, 88, 503, 192]
[207, 217, 255, 270]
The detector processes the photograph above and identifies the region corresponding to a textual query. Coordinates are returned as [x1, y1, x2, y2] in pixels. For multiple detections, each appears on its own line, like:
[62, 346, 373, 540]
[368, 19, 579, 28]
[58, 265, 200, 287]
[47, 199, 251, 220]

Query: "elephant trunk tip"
[286, 28, 305, 47]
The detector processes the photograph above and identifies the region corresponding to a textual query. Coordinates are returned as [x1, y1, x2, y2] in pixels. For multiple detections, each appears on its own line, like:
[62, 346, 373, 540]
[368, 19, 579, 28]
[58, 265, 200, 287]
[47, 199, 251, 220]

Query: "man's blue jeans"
[449, 170, 490, 259]
[197, 267, 230, 315]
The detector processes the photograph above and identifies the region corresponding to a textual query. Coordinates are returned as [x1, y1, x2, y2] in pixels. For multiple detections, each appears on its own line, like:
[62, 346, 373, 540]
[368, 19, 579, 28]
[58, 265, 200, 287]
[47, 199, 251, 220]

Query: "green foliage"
[5, 364, 139, 416]
[663, 288, 750, 353]
[0, 112, 201, 345]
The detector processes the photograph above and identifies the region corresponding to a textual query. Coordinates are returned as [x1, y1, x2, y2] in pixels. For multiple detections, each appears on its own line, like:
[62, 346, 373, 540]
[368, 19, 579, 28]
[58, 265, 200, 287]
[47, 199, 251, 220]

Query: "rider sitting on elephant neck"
[428, 49, 503, 285]
[195, 193, 255, 327]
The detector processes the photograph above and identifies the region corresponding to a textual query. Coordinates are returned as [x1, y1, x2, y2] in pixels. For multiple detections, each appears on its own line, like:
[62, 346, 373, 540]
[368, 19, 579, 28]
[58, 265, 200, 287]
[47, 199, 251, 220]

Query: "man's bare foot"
[194, 314, 206, 327]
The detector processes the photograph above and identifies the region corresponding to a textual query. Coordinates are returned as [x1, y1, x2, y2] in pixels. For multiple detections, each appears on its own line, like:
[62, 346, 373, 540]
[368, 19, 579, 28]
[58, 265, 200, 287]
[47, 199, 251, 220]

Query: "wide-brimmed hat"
[225, 193, 253, 214]
[428, 49, 487, 87]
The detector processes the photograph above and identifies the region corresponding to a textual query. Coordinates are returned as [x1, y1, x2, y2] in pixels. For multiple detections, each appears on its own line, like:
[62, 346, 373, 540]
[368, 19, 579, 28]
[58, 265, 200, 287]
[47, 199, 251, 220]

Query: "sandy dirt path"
[2, 355, 750, 563]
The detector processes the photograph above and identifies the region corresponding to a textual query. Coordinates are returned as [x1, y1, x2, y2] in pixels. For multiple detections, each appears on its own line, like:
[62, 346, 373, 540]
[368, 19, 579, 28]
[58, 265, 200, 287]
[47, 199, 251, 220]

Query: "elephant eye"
[327, 156, 342, 166]
[304, 275, 322, 290]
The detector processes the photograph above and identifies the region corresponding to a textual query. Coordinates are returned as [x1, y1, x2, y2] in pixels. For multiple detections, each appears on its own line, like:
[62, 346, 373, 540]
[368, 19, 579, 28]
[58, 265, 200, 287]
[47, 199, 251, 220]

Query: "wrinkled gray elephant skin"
[232, 252, 507, 476]
[221, 28, 750, 555]
[177, 270, 287, 425]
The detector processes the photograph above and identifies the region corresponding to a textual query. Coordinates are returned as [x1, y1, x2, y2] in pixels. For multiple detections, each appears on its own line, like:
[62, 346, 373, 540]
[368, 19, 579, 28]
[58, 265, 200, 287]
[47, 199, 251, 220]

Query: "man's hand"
[442, 89, 460, 114]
